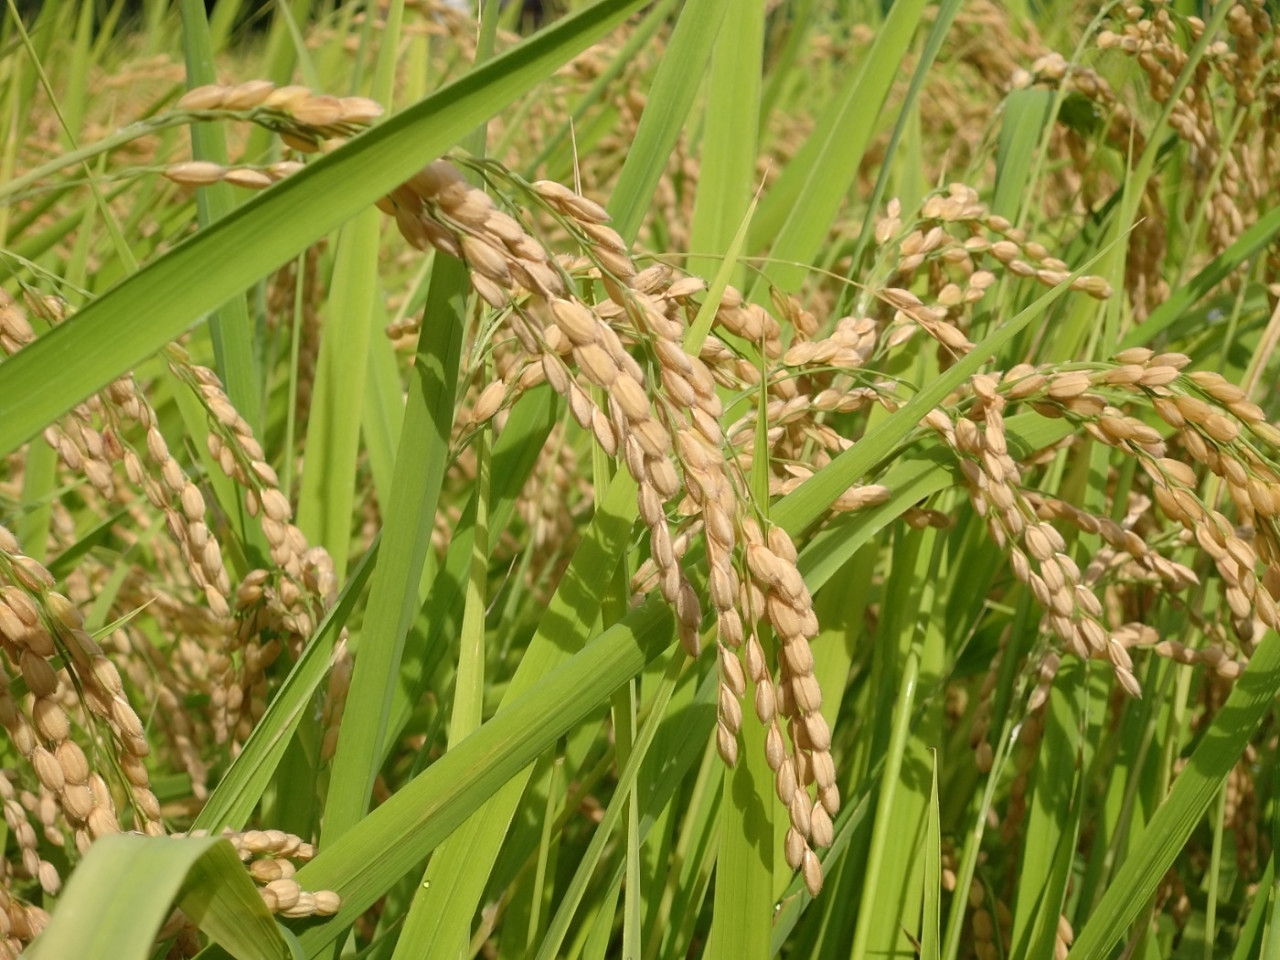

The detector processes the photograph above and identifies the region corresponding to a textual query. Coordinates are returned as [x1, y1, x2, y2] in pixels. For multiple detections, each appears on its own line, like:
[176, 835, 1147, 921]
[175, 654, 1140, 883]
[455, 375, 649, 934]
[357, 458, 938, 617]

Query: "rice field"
[2, 0, 1280, 957]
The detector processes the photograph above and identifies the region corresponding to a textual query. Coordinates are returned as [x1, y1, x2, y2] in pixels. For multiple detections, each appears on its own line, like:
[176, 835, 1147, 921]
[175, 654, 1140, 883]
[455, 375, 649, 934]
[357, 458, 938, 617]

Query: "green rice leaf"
[27, 834, 292, 960]
[1070, 633, 1280, 958]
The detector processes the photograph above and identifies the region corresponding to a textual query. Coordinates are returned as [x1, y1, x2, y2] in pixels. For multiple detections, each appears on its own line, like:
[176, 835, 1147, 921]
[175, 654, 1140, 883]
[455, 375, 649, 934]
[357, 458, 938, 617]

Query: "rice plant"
[1, 0, 1279, 957]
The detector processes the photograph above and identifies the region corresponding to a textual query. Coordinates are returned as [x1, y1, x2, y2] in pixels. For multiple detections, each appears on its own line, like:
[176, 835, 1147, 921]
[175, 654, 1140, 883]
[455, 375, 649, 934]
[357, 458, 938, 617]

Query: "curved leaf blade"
[27, 834, 290, 960]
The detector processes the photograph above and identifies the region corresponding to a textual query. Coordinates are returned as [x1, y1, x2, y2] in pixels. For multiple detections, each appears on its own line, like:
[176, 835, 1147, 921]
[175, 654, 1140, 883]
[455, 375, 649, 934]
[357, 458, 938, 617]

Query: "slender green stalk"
[1206, 784, 1228, 960]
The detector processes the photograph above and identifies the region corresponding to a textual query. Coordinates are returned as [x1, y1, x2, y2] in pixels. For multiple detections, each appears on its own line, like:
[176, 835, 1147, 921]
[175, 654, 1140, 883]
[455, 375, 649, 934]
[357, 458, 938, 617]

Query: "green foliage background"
[3, 0, 1280, 958]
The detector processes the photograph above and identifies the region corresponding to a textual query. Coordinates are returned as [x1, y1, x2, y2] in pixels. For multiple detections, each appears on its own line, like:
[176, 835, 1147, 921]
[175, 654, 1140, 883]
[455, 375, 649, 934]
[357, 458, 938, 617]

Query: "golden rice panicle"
[165, 352, 307, 580]
[868, 186, 1114, 365]
[607, 281, 793, 770]
[0, 876, 50, 959]
[1138, 365, 1280, 579]
[965, 877, 1013, 960]
[175, 81, 383, 152]
[386, 161, 708, 654]
[945, 373, 1143, 696]
[218, 828, 340, 918]
[222, 548, 344, 746]
[0, 773, 60, 896]
[1013, 46, 1167, 315]
[1088, 4, 1277, 304]
[1030, 490, 1192, 589]
[380, 157, 842, 897]
[151, 828, 339, 941]
[104, 590, 215, 802]
[1054, 913, 1076, 960]
[1097, 2, 1275, 258]
[163, 353, 344, 746]
[986, 352, 1280, 684]
[1154, 637, 1247, 681]
[740, 318, 885, 510]
[133, 403, 234, 620]
[766, 287, 821, 343]
[0, 525, 160, 848]
[707, 285, 782, 360]
[319, 642, 353, 762]
[163, 161, 297, 191]
[739, 519, 835, 899]
[627, 291, 839, 800]
[519, 290, 700, 659]
[0, 290, 34, 356]
[389, 159, 565, 306]
[1, 294, 237, 629]
[1025, 651, 1062, 715]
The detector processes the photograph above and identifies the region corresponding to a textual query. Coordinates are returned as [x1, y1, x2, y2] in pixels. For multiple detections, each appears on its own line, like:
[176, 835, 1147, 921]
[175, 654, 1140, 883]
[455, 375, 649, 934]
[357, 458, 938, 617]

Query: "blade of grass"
[621, 673, 643, 960]
[44, 506, 131, 580]
[524, 751, 566, 952]
[921, 750, 942, 960]
[366, 463, 639, 959]
[686, 0, 762, 283]
[707, 666, 774, 960]
[1069, 630, 1280, 958]
[0, 55, 24, 247]
[291, 598, 678, 956]
[747, 0, 927, 291]
[642, 730, 717, 960]
[850, 527, 934, 960]
[633, 667, 704, 949]
[16, 334, 57, 562]
[692, 4, 771, 946]
[534, 654, 685, 960]
[1229, 858, 1273, 960]
[1009, 665, 1089, 960]
[57, 0, 92, 143]
[293, 208, 383, 579]
[756, 0, 811, 128]
[319, 254, 468, 843]
[1206, 783, 1229, 959]
[27, 834, 291, 960]
[992, 88, 1054, 221]
[579, 870, 625, 960]
[520, 0, 678, 177]
[361, 313, 405, 510]
[389, 390, 493, 960]
[606, 0, 729, 242]
[451, 425, 490, 745]
[1118, 204, 1280, 350]
[384, 386, 557, 755]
